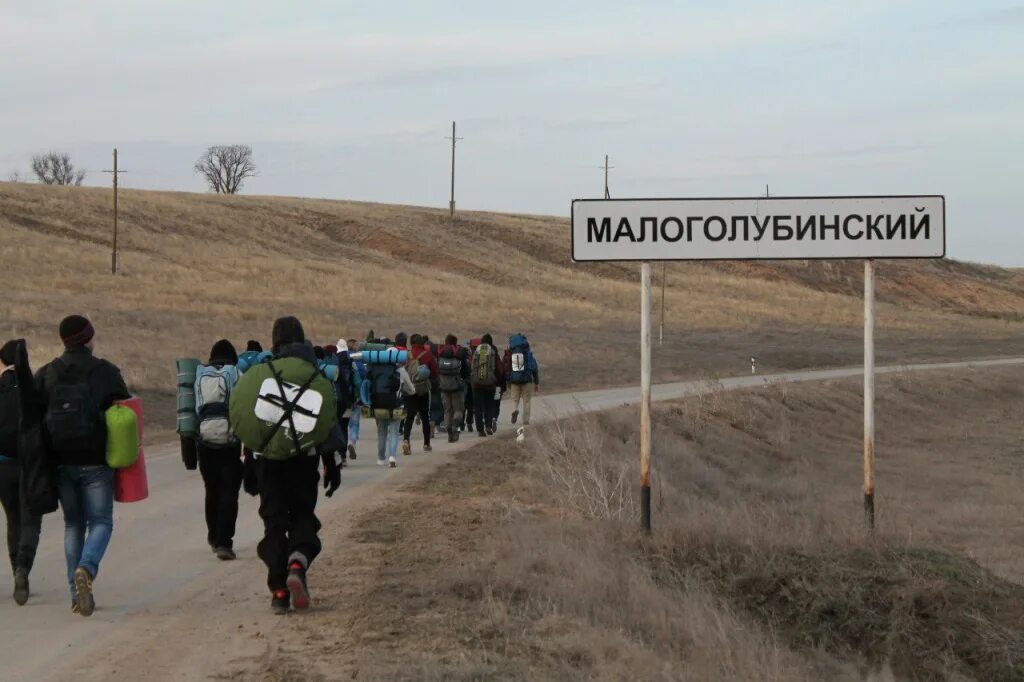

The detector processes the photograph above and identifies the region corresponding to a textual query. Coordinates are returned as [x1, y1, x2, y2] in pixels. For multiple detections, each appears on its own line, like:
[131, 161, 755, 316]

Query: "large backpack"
[368, 364, 401, 411]
[472, 345, 497, 387]
[334, 355, 357, 416]
[407, 351, 431, 396]
[507, 334, 534, 385]
[437, 351, 463, 393]
[195, 364, 239, 447]
[44, 359, 101, 453]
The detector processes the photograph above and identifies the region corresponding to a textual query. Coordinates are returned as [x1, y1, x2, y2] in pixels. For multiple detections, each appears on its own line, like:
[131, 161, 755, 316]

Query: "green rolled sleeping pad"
[176, 358, 200, 437]
[105, 405, 140, 469]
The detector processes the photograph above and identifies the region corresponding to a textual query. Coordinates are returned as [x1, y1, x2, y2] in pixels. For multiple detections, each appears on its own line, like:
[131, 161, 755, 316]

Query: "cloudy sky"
[1, 1, 1021, 264]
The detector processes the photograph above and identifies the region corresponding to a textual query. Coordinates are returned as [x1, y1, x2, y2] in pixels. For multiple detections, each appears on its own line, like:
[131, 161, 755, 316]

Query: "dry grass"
[274, 365, 1024, 681]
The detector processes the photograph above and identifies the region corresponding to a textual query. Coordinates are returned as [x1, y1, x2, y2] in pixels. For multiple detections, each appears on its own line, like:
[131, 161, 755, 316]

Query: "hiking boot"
[448, 432, 456, 443]
[347, 444, 357, 460]
[423, 443, 432, 453]
[271, 589, 290, 615]
[73, 567, 95, 617]
[214, 547, 237, 561]
[402, 440, 411, 456]
[287, 561, 311, 610]
[13, 569, 29, 606]
[388, 456, 397, 468]
[452, 430, 461, 442]
[485, 425, 495, 436]
[71, 601, 80, 615]
[511, 410, 519, 425]
[478, 430, 486, 438]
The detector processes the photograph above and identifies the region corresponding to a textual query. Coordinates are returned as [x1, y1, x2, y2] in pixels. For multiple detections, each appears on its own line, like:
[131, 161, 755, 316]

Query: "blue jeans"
[375, 418, 402, 461]
[58, 465, 114, 598]
[348, 410, 361, 445]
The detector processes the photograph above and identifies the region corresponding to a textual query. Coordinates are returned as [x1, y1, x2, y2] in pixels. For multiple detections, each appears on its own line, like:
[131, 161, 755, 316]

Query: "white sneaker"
[388, 456, 397, 468]
[376, 459, 386, 467]
[516, 427, 526, 444]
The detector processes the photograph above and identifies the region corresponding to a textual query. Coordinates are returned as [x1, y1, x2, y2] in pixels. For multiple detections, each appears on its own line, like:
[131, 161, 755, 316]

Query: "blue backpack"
[507, 334, 536, 385]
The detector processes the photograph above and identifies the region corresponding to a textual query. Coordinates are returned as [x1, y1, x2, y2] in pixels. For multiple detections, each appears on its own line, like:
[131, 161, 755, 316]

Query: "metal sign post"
[640, 262, 653, 532]
[571, 195, 945, 534]
[864, 259, 876, 531]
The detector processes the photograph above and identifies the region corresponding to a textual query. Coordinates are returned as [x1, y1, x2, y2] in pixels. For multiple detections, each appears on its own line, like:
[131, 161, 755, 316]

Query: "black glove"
[321, 450, 342, 497]
[242, 449, 259, 497]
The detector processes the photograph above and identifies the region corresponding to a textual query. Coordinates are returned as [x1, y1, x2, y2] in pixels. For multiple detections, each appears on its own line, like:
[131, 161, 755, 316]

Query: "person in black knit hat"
[34, 314, 130, 617]
[194, 339, 243, 561]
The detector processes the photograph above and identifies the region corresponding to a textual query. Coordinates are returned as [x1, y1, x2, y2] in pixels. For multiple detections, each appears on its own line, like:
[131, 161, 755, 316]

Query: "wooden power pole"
[102, 148, 127, 274]
[602, 155, 614, 199]
[445, 121, 463, 223]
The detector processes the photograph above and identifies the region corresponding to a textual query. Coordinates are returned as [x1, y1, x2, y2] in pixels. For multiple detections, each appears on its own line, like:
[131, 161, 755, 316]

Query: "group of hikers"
[0, 314, 540, 617]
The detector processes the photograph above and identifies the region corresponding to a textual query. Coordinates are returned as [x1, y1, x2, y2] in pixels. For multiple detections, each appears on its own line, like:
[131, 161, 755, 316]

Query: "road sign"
[572, 195, 945, 262]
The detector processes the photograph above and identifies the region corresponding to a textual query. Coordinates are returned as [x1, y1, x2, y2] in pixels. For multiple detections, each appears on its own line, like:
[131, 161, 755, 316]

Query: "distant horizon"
[2, 1, 1021, 265]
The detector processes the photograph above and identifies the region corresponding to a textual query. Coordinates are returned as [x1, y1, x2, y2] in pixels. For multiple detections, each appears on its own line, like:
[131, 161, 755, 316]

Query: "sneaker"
[214, 547, 237, 561]
[347, 444, 357, 460]
[13, 569, 29, 606]
[516, 427, 526, 444]
[402, 440, 411, 456]
[377, 459, 386, 467]
[423, 443, 432, 453]
[486, 425, 495, 436]
[389, 456, 397, 468]
[478, 430, 486, 438]
[271, 589, 290, 615]
[73, 567, 95, 617]
[452, 430, 461, 442]
[286, 561, 311, 610]
[71, 601, 80, 615]
[511, 410, 519, 425]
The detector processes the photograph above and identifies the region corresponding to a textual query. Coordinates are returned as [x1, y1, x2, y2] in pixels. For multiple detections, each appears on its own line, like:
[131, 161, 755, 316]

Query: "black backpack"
[437, 353, 463, 393]
[368, 364, 401, 411]
[334, 356, 356, 416]
[44, 359, 100, 453]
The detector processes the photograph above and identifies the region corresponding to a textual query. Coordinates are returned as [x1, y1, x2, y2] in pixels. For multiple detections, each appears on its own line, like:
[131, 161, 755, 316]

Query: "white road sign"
[571, 195, 945, 261]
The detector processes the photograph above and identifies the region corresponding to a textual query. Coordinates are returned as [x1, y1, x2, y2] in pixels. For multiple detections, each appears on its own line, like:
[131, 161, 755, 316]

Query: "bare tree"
[31, 152, 86, 186]
[6, 170, 26, 183]
[193, 145, 257, 194]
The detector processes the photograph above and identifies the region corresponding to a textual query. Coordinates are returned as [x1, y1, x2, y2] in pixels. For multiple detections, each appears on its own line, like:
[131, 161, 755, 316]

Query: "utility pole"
[765, 184, 770, 198]
[602, 155, 614, 199]
[659, 263, 667, 345]
[445, 121, 463, 224]
[102, 148, 127, 274]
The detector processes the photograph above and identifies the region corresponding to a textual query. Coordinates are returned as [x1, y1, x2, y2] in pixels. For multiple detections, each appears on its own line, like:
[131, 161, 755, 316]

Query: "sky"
[1, 1, 1021, 265]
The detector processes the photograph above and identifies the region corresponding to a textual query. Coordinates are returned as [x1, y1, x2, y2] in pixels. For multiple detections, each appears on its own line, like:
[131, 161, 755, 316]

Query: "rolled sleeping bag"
[318, 362, 339, 382]
[105, 405, 139, 469]
[237, 350, 273, 374]
[176, 358, 200, 437]
[352, 349, 408, 366]
[114, 396, 149, 503]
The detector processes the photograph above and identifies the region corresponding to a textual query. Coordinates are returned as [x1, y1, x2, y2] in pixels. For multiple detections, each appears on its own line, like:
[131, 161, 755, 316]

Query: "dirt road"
[1, 357, 1021, 681]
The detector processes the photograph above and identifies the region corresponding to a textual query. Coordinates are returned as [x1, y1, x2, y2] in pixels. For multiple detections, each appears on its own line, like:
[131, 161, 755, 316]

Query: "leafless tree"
[6, 170, 26, 183]
[193, 145, 257, 194]
[31, 152, 86, 186]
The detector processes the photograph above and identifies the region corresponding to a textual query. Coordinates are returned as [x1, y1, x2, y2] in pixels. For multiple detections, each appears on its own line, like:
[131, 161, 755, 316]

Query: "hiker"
[0, 340, 42, 605]
[437, 335, 471, 443]
[229, 316, 342, 614]
[471, 333, 503, 436]
[464, 337, 480, 433]
[194, 340, 243, 561]
[425, 336, 445, 433]
[327, 340, 360, 466]
[363, 338, 415, 467]
[34, 315, 131, 616]
[346, 338, 364, 460]
[402, 334, 437, 455]
[504, 333, 540, 440]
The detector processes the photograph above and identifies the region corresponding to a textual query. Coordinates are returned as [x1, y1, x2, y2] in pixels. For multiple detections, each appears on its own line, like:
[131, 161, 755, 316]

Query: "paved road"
[1, 357, 1021, 681]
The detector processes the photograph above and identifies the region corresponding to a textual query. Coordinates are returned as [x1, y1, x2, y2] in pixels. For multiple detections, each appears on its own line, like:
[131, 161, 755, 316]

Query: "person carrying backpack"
[402, 334, 436, 455]
[471, 333, 503, 436]
[362, 338, 416, 467]
[464, 338, 480, 433]
[503, 333, 540, 438]
[193, 339, 243, 561]
[34, 315, 131, 617]
[0, 339, 43, 606]
[437, 334, 470, 443]
[229, 316, 342, 615]
[346, 338, 364, 460]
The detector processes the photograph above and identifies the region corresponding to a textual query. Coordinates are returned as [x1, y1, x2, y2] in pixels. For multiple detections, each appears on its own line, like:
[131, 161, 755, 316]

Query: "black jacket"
[0, 369, 20, 459]
[34, 347, 131, 466]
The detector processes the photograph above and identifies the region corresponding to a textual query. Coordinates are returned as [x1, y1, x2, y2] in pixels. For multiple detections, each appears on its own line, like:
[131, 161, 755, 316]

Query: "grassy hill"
[2, 182, 1023, 432]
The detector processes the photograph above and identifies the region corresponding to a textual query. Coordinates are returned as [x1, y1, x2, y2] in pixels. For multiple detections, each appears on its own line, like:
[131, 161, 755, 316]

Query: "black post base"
[864, 491, 875, 533]
[641, 485, 651, 533]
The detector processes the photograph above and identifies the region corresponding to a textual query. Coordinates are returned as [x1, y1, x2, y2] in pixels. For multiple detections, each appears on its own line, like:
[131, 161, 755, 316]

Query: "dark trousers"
[429, 385, 444, 426]
[464, 385, 474, 429]
[472, 386, 499, 433]
[197, 444, 243, 550]
[0, 460, 41, 574]
[403, 393, 431, 445]
[255, 455, 321, 591]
